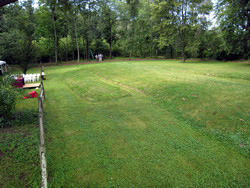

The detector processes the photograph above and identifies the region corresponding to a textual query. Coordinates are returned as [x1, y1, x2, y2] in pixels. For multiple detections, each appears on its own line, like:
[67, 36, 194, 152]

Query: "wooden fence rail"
[38, 79, 47, 188]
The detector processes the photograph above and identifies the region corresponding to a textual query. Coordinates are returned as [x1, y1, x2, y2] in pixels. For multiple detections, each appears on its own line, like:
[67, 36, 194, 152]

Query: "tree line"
[0, 0, 249, 72]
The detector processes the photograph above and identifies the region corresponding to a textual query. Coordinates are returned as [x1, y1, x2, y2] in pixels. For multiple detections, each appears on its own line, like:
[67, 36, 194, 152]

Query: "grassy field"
[37, 60, 249, 186]
[0, 97, 41, 187]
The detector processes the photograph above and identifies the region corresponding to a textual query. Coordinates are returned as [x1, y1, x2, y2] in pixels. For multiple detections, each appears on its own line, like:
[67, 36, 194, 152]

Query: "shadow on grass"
[180, 60, 221, 64]
[0, 109, 38, 128]
[14, 109, 38, 126]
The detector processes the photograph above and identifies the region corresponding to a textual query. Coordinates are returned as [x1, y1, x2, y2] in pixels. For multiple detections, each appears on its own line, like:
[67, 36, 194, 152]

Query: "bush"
[0, 75, 18, 127]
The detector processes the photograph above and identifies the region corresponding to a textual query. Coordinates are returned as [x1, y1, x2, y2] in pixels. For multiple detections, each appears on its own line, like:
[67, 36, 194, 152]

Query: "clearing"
[39, 60, 249, 186]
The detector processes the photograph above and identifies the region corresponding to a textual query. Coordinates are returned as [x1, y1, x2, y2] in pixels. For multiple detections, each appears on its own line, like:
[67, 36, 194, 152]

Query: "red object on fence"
[23, 91, 38, 99]
[29, 91, 38, 98]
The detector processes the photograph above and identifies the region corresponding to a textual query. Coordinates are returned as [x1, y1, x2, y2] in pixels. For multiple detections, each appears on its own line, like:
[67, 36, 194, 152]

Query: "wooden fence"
[38, 79, 47, 188]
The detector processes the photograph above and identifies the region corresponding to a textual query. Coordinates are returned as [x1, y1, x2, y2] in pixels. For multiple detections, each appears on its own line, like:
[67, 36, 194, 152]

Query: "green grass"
[0, 97, 41, 187]
[34, 60, 249, 186]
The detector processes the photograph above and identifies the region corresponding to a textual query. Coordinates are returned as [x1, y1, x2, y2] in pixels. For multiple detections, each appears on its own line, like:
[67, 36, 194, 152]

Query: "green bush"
[0, 75, 18, 127]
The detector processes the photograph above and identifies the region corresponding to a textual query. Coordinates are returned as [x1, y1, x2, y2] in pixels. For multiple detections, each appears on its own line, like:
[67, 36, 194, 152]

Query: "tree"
[73, 0, 100, 60]
[0, 0, 37, 73]
[65, 0, 81, 62]
[19, 0, 37, 73]
[100, 0, 117, 58]
[216, 0, 250, 59]
[126, 0, 140, 58]
[0, 0, 248, 63]
[35, 5, 55, 62]
[50, 0, 59, 63]
[38, 0, 61, 63]
[152, 0, 213, 62]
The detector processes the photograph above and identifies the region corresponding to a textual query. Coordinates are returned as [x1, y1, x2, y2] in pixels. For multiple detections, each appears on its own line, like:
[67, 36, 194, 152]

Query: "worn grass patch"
[29, 60, 249, 187]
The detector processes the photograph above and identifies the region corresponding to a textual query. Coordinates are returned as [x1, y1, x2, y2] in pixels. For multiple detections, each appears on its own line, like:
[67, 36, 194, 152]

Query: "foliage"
[0, 75, 18, 127]
[0, 0, 249, 65]
[216, 0, 250, 60]
[151, 0, 213, 61]
[99, 0, 117, 58]
[0, 74, 34, 128]
[0, 1, 37, 73]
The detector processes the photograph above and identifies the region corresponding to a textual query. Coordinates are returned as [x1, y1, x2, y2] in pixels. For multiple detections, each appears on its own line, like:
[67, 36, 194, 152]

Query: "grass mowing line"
[67, 61, 247, 154]
[96, 67, 249, 157]
[39, 60, 250, 186]
[96, 73, 146, 97]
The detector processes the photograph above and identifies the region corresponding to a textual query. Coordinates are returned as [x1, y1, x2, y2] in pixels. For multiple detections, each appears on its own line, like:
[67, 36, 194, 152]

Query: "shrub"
[0, 75, 18, 127]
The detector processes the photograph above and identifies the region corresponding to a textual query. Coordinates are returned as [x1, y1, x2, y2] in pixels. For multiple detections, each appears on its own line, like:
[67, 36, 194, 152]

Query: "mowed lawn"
[41, 60, 249, 187]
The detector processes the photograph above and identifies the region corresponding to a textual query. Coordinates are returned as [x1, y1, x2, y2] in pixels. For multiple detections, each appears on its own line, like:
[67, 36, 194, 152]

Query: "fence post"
[41, 81, 45, 101]
[43, 83, 45, 100]
[40, 147, 47, 188]
[38, 82, 47, 188]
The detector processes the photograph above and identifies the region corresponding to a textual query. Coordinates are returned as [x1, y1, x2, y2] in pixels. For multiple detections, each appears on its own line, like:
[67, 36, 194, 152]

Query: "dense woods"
[0, 0, 249, 68]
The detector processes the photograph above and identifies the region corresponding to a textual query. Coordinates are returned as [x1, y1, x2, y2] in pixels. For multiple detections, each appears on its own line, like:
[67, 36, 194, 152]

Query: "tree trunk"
[109, 40, 112, 59]
[52, 7, 58, 63]
[65, 34, 68, 61]
[182, 49, 186, 62]
[170, 45, 173, 58]
[129, 37, 133, 59]
[74, 16, 80, 62]
[82, 38, 85, 60]
[109, 25, 112, 59]
[181, 0, 186, 62]
[0, 11, 3, 33]
[86, 37, 90, 60]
